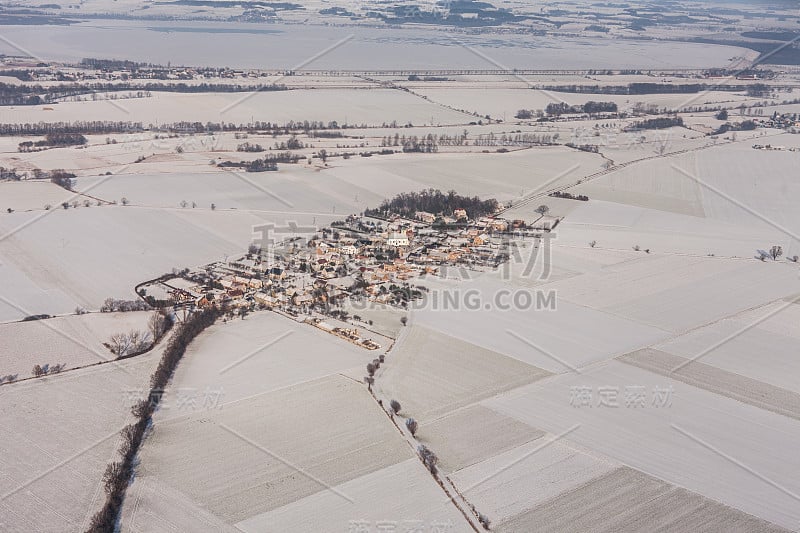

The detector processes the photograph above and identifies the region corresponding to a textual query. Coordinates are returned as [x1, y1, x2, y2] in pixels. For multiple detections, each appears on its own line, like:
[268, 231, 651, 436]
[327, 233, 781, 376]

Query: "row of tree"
[88, 307, 220, 532]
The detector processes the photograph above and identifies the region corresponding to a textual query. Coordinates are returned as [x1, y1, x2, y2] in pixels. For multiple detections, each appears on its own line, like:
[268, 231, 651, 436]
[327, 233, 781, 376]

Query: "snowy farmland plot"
[0, 311, 151, 378]
[0, 350, 161, 532]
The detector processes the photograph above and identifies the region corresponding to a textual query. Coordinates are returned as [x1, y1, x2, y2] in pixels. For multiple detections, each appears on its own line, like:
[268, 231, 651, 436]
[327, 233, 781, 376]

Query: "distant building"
[416, 211, 436, 224]
[386, 233, 410, 247]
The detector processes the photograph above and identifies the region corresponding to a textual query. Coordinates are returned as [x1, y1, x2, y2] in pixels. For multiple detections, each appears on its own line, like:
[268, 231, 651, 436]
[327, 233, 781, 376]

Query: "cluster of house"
[756, 113, 800, 133]
[141, 211, 550, 332]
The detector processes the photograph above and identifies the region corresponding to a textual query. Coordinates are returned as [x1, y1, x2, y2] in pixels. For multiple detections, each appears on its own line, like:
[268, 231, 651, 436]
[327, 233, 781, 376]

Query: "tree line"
[88, 307, 220, 532]
[0, 81, 287, 106]
[365, 189, 499, 219]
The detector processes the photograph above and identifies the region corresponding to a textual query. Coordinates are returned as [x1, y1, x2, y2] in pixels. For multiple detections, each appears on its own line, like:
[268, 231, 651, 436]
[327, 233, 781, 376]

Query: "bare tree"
[417, 444, 438, 474]
[32, 364, 46, 377]
[148, 312, 167, 341]
[390, 399, 401, 414]
[770, 245, 783, 261]
[366, 362, 376, 377]
[400, 316, 408, 326]
[109, 332, 134, 357]
[405, 417, 418, 436]
[535, 204, 550, 215]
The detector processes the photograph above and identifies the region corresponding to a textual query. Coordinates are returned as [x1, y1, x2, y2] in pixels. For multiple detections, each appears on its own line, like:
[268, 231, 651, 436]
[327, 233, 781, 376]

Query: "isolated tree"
[770, 245, 783, 261]
[406, 417, 418, 436]
[109, 332, 134, 357]
[319, 149, 328, 163]
[210, 203, 216, 211]
[180, 200, 188, 208]
[535, 204, 549, 215]
[589, 240, 597, 248]
[400, 316, 408, 326]
[390, 399, 401, 414]
[120, 197, 129, 206]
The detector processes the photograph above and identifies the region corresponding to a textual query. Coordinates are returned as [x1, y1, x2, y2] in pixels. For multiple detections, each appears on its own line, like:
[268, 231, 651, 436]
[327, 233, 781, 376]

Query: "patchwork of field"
[0, 349, 161, 532]
[618, 348, 800, 421]
[411, 276, 668, 373]
[569, 136, 800, 256]
[377, 325, 551, 420]
[122, 374, 413, 526]
[449, 437, 619, 527]
[483, 360, 800, 530]
[654, 300, 800, 393]
[418, 405, 545, 473]
[0, 311, 151, 378]
[494, 466, 788, 533]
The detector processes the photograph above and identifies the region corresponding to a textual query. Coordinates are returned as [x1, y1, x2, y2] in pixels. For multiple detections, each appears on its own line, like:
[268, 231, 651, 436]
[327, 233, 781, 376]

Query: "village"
[136, 208, 559, 350]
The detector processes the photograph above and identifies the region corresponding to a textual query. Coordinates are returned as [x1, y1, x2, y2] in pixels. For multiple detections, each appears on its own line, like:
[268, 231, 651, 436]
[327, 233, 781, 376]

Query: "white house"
[386, 233, 410, 247]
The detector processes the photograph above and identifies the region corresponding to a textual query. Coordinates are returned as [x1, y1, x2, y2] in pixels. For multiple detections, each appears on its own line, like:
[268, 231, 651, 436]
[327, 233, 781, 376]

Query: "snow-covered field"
[0, 349, 161, 532]
[377, 325, 551, 420]
[483, 360, 800, 530]
[1, 89, 473, 127]
[3, 60, 800, 532]
[0, 311, 151, 378]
